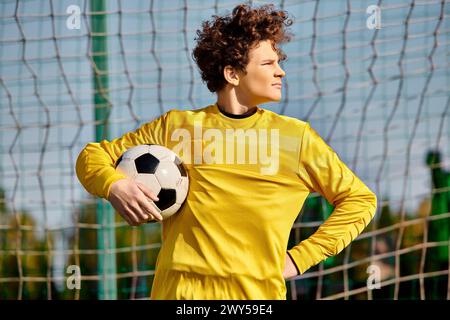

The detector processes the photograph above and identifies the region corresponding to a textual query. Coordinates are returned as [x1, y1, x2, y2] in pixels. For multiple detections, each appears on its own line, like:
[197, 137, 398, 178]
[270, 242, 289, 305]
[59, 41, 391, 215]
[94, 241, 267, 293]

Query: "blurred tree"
[425, 150, 450, 263]
[115, 218, 161, 299]
[424, 150, 450, 299]
[64, 199, 99, 299]
[0, 187, 55, 299]
[63, 198, 162, 300]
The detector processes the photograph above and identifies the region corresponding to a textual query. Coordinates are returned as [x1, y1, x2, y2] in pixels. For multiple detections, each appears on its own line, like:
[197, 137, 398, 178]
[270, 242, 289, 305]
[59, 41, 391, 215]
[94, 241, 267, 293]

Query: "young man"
[76, 4, 377, 299]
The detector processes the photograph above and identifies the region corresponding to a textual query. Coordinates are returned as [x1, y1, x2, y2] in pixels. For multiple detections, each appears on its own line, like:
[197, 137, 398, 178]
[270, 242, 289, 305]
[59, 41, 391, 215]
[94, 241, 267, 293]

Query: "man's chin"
[272, 96, 282, 102]
[256, 96, 282, 105]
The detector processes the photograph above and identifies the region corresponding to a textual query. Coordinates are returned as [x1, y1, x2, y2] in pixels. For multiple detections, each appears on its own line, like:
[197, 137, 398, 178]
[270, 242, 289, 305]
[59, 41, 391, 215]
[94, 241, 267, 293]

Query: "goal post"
[90, 0, 117, 300]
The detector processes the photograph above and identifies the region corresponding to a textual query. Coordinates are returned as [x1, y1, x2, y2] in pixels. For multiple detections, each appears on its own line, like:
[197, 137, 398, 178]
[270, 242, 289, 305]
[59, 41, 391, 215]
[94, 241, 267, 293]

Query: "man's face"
[235, 40, 286, 106]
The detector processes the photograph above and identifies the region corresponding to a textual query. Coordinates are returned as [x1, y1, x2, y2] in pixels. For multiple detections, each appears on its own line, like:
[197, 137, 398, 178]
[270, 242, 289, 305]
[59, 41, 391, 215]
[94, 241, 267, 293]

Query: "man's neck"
[216, 90, 258, 116]
[217, 103, 257, 118]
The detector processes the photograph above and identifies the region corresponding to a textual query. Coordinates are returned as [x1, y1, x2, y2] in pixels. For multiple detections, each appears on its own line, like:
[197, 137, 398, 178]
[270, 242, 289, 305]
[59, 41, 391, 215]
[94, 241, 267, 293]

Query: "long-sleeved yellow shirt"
[76, 103, 377, 299]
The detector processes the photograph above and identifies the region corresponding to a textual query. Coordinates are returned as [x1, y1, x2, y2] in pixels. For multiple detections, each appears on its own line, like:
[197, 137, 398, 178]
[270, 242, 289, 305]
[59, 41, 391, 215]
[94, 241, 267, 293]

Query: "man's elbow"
[75, 143, 100, 188]
[75, 146, 92, 189]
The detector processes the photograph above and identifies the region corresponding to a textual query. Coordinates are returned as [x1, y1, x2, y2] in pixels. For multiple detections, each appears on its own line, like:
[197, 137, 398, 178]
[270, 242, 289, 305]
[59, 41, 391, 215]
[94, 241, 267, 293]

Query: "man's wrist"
[286, 251, 300, 276]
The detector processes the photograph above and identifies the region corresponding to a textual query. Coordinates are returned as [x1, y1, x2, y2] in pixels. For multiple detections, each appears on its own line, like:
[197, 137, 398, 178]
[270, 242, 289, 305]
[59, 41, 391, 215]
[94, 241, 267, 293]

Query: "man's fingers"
[121, 213, 135, 226]
[136, 182, 159, 202]
[122, 206, 141, 226]
[139, 199, 163, 222]
[136, 202, 155, 222]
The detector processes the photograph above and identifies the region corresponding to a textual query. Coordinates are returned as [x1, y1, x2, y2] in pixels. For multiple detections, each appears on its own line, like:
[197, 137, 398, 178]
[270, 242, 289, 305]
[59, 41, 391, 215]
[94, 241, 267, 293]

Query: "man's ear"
[223, 65, 240, 86]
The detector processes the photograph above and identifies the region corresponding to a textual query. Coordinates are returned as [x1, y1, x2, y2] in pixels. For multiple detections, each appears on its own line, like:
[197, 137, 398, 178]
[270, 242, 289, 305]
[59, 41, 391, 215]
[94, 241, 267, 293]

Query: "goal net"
[0, 0, 449, 300]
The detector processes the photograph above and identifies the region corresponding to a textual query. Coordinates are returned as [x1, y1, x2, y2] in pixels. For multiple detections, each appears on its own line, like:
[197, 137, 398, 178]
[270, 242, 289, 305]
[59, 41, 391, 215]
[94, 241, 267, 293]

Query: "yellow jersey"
[75, 103, 377, 299]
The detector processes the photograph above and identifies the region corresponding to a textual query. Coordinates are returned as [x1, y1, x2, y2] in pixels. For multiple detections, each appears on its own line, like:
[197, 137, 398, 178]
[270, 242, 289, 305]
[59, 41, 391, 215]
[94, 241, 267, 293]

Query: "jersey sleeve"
[288, 122, 377, 274]
[75, 111, 171, 200]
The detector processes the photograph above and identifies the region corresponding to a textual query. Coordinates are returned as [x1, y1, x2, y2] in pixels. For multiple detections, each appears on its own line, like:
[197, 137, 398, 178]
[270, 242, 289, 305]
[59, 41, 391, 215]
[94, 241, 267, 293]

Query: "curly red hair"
[192, 3, 293, 93]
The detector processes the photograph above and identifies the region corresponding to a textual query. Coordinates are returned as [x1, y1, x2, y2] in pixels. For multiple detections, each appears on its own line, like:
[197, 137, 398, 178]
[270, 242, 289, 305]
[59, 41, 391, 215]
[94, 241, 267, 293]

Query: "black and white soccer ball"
[115, 144, 189, 220]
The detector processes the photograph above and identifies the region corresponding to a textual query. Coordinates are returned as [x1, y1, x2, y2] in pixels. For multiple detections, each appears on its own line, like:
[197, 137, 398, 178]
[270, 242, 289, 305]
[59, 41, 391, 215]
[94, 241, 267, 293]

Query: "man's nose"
[276, 63, 286, 77]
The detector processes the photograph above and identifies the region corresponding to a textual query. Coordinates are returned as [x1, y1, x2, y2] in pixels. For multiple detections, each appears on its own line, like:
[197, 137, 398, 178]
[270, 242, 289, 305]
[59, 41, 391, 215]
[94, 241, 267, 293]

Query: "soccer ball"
[115, 144, 189, 220]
